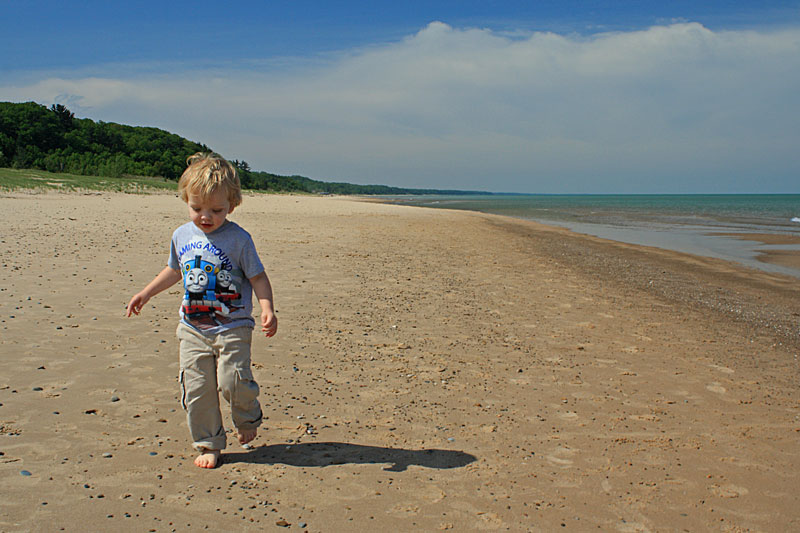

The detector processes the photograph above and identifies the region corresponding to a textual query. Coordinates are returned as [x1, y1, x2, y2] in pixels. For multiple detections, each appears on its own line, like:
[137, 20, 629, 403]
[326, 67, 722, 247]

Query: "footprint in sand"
[546, 446, 577, 468]
[595, 358, 618, 366]
[709, 364, 734, 374]
[711, 484, 749, 498]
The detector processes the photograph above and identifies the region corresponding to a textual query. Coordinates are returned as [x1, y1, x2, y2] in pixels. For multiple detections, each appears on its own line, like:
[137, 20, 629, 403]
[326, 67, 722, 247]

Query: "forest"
[0, 101, 484, 195]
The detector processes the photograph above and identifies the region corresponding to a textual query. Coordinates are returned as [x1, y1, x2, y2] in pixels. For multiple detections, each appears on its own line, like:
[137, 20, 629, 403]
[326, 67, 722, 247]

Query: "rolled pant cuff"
[235, 410, 263, 431]
[192, 436, 227, 452]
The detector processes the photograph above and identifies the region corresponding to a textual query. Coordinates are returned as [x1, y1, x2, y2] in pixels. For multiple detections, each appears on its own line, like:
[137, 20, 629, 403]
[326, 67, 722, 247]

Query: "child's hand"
[126, 293, 148, 317]
[261, 309, 277, 337]
[126, 267, 181, 317]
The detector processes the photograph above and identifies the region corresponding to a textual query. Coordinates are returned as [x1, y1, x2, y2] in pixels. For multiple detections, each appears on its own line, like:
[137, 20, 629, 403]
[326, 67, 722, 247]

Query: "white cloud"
[2, 21, 799, 192]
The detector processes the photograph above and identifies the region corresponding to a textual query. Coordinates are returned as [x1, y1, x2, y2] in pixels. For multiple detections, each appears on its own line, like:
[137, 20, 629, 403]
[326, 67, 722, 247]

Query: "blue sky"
[2, 1, 799, 193]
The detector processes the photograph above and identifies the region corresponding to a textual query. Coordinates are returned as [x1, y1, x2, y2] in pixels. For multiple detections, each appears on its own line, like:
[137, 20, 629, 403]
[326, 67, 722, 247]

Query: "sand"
[713, 233, 800, 271]
[1, 191, 799, 532]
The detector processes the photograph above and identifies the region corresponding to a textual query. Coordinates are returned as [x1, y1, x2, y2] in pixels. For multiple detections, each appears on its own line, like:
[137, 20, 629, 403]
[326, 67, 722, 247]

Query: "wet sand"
[1, 192, 799, 531]
[714, 232, 800, 270]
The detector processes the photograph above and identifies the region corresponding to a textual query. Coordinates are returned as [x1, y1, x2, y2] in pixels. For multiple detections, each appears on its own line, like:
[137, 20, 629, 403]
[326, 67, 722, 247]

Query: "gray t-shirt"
[168, 220, 264, 334]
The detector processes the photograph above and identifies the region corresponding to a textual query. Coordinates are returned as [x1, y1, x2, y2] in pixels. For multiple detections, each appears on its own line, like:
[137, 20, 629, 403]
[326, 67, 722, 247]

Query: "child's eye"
[213, 209, 224, 214]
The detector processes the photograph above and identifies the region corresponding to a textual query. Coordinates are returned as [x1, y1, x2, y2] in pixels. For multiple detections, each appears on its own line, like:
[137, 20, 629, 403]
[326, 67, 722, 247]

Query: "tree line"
[0, 101, 485, 195]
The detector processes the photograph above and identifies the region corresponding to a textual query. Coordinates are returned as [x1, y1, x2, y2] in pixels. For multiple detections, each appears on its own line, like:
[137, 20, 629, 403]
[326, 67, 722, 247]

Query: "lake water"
[378, 194, 800, 278]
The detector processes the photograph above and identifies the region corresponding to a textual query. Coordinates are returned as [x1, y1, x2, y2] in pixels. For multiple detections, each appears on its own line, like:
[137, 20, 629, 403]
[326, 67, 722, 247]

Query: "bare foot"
[237, 427, 257, 445]
[194, 449, 221, 469]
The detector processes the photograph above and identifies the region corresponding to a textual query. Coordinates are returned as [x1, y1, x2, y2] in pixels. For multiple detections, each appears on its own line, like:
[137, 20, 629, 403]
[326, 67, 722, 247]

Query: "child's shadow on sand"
[223, 442, 476, 472]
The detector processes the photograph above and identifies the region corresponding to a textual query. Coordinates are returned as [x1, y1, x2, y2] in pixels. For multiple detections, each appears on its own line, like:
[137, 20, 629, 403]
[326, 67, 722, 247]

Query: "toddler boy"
[127, 152, 277, 468]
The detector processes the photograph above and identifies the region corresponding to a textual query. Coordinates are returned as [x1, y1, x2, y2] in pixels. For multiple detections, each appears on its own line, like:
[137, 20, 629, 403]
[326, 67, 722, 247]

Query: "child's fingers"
[126, 297, 142, 317]
[261, 316, 277, 336]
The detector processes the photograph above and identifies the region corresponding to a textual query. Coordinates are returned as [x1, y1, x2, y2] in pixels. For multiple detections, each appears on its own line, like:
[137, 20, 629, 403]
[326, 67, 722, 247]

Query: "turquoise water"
[380, 194, 800, 277]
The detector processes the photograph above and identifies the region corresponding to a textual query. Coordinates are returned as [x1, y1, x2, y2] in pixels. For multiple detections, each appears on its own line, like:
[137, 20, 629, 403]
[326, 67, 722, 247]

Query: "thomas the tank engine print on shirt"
[182, 255, 230, 322]
[214, 267, 242, 311]
[173, 230, 256, 332]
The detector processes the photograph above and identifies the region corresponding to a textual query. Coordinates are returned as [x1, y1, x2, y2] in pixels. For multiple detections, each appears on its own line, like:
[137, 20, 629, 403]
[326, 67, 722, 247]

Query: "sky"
[1, 1, 799, 193]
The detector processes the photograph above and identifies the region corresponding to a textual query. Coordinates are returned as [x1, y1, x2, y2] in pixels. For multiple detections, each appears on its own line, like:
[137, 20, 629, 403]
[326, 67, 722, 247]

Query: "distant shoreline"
[367, 193, 800, 279]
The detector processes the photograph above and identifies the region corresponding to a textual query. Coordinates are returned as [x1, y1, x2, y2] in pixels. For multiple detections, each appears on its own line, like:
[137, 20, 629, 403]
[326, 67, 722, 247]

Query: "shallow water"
[379, 194, 800, 278]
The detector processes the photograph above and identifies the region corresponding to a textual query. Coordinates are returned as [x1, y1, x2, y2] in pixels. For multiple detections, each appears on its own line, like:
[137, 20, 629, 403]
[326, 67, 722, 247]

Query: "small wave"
[792, 217, 800, 223]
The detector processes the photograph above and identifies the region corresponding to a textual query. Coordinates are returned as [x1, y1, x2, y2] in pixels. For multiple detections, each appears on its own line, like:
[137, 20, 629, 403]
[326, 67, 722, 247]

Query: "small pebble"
[447, 437, 455, 442]
[149, 451, 158, 456]
[111, 395, 120, 402]
[20, 470, 32, 476]
[32, 387, 43, 391]
[102, 453, 113, 458]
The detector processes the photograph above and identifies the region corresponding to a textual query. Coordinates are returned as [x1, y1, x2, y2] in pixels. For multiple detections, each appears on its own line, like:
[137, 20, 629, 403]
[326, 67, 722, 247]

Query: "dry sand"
[1, 191, 799, 532]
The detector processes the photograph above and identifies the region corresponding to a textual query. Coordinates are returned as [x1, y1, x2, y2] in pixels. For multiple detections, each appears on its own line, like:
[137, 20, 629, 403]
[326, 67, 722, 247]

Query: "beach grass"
[0, 167, 178, 193]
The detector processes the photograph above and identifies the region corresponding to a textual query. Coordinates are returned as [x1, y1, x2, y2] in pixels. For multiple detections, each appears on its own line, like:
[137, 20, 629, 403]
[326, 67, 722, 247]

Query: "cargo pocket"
[179, 369, 187, 410]
[233, 367, 260, 406]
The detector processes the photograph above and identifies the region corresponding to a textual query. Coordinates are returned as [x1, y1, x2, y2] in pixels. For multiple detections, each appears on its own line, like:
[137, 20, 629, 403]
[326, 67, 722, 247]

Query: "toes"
[238, 429, 257, 445]
[194, 451, 220, 468]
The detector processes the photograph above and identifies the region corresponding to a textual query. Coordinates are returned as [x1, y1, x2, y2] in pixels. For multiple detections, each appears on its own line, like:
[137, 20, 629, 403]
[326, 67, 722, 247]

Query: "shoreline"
[2, 192, 799, 531]
[714, 232, 800, 270]
[363, 195, 800, 280]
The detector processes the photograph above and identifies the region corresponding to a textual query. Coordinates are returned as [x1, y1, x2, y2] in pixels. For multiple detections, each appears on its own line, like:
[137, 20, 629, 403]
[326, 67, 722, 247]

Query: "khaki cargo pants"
[177, 322, 262, 451]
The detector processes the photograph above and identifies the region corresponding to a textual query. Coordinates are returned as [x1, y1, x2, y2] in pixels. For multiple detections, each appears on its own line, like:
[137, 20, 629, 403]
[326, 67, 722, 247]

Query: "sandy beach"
[1, 191, 799, 532]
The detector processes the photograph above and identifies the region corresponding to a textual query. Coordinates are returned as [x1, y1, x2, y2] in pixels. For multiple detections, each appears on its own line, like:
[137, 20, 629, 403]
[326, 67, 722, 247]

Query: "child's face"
[187, 188, 233, 234]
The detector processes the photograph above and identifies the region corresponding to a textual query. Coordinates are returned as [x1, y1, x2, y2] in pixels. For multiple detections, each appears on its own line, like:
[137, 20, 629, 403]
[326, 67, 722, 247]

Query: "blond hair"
[178, 153, 242, 208]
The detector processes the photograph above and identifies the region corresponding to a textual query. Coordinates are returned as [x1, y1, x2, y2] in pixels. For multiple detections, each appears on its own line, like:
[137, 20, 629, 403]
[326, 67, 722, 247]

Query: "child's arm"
[126, 267, 182, 317]
[250, 271, 277, 337]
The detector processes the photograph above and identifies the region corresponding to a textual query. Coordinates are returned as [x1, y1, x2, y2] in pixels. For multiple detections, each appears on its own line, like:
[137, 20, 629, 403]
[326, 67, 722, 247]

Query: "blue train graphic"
[182, 255, 230, 319]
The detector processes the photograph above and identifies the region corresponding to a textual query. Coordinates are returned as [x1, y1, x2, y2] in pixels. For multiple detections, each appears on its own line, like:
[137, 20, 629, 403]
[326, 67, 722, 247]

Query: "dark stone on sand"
[111, 395, 120, 402]
[20, 470, 32, 476]
[32, 387, 43, 391]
